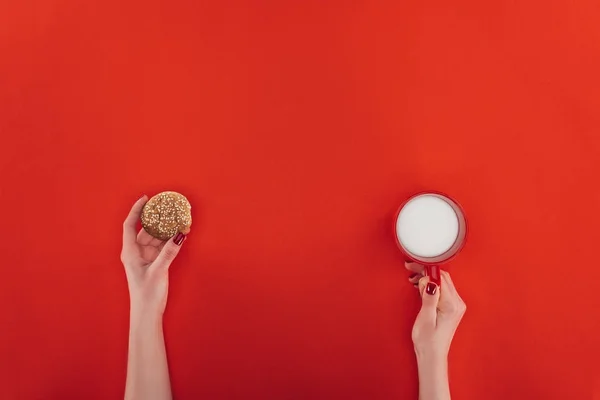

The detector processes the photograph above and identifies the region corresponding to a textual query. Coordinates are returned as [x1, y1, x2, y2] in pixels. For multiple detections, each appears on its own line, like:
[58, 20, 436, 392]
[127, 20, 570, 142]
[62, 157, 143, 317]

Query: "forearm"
[125, 308, 172, 400]
[416, 353, 451, 400]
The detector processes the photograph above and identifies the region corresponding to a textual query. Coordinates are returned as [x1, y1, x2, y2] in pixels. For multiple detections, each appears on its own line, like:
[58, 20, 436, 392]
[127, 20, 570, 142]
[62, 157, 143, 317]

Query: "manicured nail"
[426, 282, 438, 295]
[173, 232, 186, 246]
[409, 273, 418, 279]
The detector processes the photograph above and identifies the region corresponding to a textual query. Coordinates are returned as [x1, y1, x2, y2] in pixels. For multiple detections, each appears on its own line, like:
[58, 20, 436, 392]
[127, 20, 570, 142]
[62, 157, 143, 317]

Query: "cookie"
[140, 191, 192, 240]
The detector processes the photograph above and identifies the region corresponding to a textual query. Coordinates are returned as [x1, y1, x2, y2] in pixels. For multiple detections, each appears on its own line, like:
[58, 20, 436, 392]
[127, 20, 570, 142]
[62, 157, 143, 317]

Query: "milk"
[396, 195, 459, 258]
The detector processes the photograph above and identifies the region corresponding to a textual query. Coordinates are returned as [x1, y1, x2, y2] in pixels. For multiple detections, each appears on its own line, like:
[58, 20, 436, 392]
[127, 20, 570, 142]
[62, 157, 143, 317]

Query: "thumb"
[415, 276, 441, 328]
[153, 233, 186, 270]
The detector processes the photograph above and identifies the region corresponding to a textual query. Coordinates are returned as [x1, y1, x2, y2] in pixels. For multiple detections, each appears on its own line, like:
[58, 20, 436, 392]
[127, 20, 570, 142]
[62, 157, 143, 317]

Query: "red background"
[1, 0, 600, 399]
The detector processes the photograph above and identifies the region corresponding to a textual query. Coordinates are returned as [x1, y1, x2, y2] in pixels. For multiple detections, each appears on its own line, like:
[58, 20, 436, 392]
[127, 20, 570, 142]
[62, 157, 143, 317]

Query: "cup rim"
[394, 191, 468, 266]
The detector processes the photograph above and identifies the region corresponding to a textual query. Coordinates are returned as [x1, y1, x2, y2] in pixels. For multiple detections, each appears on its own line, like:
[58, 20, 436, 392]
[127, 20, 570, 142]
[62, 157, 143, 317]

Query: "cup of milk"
[394, 192, 467, 286]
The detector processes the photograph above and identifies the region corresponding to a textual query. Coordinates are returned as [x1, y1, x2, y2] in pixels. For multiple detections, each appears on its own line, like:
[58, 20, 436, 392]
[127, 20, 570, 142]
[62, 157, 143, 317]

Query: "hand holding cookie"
[121, 192, 192, 315]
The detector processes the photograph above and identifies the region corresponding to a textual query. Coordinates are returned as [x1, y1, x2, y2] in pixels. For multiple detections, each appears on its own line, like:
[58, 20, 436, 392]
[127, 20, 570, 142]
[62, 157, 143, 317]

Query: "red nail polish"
[174, 232, 186, 246]
[426, 282, 438, 295]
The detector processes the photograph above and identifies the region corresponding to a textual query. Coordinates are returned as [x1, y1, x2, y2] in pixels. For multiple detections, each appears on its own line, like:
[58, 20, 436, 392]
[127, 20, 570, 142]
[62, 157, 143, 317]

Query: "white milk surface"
[396, 195, 459, 258]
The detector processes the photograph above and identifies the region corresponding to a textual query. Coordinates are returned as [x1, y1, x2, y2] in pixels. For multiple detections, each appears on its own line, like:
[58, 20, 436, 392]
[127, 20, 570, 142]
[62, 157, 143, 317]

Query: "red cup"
[394, 192, 467, 286]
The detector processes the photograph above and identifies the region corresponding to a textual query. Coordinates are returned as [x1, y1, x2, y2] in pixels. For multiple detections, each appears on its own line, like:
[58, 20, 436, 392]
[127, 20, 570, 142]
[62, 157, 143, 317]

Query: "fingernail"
[409, 273, 418, 279]
[173, 232, 186, 246]
[426, 282, 438, 295]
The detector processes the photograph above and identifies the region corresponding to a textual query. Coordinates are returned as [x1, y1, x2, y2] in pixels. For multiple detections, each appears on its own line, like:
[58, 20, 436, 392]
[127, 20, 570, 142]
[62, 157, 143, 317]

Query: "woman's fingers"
[414, 276, 440, 328]
[137, 228, 163, 247]
[122, 196, 147, 253]
[406, 262, 424, 289]
[405, 261, 425, 274]
[437, 271, 466, 325]
[447, 273, 466, 305]
[151, 233, 187, 271]
[439, 271, 465, 304]
[408, 273, 423, 284]
[136, 228, 153, 245]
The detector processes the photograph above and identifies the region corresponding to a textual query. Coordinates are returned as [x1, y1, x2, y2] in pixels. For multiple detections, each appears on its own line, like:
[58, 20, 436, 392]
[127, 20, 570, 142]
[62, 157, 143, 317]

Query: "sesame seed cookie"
[140, 191, 192, 240]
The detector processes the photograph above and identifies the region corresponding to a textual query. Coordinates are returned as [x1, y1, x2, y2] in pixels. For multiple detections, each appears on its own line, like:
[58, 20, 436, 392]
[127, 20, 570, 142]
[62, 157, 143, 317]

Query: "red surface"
[1, 1, 600, 399]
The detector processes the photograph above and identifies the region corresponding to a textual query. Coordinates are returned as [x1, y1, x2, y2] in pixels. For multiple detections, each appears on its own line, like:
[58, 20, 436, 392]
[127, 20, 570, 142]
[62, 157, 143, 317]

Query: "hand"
[121, 196, 187, 316]
[406, 262, 466, 359]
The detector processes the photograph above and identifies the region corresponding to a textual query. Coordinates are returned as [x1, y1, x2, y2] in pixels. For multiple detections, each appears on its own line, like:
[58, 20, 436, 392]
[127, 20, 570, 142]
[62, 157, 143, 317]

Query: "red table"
[1, 1, 599, 398]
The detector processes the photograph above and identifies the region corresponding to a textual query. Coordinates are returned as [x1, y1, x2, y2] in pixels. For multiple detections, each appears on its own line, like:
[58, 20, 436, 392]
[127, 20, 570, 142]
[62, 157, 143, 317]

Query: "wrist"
[416, 351, 450, 400]
[130, 301, 164, 326]
[415, 348, 448, 365]
[416, 352, 448, 376]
